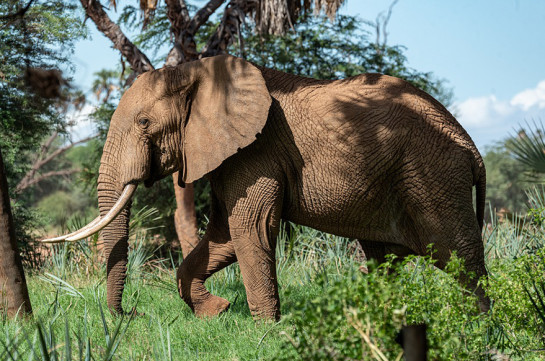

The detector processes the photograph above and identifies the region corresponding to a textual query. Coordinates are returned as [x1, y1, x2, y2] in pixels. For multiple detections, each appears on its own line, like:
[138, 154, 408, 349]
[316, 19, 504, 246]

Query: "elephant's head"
[43, 55, 271, 312]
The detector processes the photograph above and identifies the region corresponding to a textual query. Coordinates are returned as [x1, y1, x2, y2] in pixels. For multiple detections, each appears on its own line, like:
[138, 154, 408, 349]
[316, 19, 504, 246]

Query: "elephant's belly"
[283, 167, 404, 242]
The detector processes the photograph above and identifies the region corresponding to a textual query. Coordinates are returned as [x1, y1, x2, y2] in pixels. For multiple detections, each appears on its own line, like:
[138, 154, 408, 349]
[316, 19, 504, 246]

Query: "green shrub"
[276, 253, 488, 360]
[486, 250, 545, 359]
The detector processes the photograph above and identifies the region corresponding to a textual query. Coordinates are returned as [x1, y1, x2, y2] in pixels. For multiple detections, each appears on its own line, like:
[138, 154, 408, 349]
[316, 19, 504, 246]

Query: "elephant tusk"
[40, 216, 102, 243]
[64, 184, 137, 242]
[41, 184, 137, 243]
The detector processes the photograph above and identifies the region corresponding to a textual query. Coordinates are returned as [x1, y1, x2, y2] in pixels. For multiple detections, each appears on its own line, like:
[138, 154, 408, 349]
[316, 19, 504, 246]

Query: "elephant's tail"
[475, 162, 486, 231]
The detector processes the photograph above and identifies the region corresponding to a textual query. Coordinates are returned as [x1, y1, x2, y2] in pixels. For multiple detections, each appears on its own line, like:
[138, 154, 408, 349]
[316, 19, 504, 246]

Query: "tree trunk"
[172, 172, 199, 258]
[0, 148, 32, 317]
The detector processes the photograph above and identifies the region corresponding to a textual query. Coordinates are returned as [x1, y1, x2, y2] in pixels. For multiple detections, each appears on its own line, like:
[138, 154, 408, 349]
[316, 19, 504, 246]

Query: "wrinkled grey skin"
[97, 54, 488, 319]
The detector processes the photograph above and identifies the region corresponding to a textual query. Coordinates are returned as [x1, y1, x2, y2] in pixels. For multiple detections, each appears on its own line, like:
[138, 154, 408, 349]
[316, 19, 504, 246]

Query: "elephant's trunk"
[98, 181, 132, 314]
[96, 138, 133, 314]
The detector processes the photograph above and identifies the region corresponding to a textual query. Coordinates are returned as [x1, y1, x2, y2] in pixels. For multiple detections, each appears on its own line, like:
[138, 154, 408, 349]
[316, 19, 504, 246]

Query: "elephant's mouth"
[144, 148, 161, 188]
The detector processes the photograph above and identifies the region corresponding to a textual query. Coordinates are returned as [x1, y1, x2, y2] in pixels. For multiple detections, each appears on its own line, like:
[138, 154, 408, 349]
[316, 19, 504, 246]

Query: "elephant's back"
[302, 72, 480, 174]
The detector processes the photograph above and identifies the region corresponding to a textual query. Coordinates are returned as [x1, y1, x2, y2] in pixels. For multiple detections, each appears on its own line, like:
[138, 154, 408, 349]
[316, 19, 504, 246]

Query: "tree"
[0, 0, 84, 317]
[1, 0, 86, 203]
[128, 9, 452, 105]
[503, 123, 545, 218]
[0, 148, 32, 317]
[240, 13, 452, 106]
[79, 0, 347, 256]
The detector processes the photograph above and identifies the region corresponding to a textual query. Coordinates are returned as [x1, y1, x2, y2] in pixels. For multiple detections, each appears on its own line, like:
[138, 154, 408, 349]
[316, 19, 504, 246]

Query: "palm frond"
[507, 121, 545, 178]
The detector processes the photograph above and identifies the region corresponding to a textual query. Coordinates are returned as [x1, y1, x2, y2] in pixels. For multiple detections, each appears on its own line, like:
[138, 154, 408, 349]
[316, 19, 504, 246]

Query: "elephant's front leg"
[227, 178, 283, 320]
[177, 196, 236, 317]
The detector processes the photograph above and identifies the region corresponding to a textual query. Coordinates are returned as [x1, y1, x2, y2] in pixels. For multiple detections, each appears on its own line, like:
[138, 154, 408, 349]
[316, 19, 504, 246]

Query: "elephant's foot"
[194, 295, 230, 318]
[247, 299, 281, 321]
[251, 308, 280, 321]
[475, 285, 490, 313]
[478, 297, 490, 313]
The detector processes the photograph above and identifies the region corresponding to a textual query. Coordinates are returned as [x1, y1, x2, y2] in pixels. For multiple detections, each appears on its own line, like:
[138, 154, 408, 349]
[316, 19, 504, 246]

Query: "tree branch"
[18, 169, 80, 192]
[164, 0, 190, 40]
[188, 0, 225, 34]
[79, 0, 154, 74]
[36, 135, 97, 170]
[164, 0, 226, 66]
[16, 132, 57, 194]
[164, 0, 191, 66]
[40, 131, 59, 155]
[15, 134, 97, 194]
[201, 0, 252, 58]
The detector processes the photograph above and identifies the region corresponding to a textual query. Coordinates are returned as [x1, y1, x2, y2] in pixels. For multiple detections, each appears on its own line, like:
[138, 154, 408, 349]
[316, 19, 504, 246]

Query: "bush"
[276, 253, 488, 360]
[486, 250, 545, 358]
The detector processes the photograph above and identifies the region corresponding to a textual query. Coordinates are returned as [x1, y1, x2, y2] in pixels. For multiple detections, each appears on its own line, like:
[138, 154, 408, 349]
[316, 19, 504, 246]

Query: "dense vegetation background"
[2, 0, 545, 359]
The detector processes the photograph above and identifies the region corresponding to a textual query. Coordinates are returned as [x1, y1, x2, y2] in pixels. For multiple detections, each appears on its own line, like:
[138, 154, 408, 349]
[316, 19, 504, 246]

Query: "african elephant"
[45, 54, 488, 319]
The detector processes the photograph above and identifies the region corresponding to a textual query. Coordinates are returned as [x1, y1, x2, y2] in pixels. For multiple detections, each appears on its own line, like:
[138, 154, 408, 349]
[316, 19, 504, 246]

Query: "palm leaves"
[508, 122, 545, 180]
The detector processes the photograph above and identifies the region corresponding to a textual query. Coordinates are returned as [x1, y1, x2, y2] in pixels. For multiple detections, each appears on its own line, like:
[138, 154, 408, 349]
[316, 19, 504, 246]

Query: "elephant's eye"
[138, 118, 149, 127]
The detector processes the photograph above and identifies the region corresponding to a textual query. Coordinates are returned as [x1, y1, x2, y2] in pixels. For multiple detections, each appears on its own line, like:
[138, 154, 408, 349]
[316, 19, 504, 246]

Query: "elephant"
[44, 54, 489, 319]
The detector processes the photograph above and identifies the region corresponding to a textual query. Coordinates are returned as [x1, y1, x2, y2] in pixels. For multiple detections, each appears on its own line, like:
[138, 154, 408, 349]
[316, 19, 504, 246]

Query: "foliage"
[526, 186, 545, 231]
[485, 251, 545, 359]
[0, 0, 86, 188]
[117, 9, 453, 108]
[241, 14, 453, 108]
[275, 253, 488, 361]
[36, 190, 95, 231]
[117, 3, 176, 63]
[483, 140, 528, 214]
[0, 0, 87, 250]
[2, 218, 545, 359]
[273, 216, 545, 360]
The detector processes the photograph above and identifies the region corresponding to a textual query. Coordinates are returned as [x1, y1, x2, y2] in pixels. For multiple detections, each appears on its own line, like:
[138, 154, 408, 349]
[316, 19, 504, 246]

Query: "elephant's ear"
[180, 55, 272, 183]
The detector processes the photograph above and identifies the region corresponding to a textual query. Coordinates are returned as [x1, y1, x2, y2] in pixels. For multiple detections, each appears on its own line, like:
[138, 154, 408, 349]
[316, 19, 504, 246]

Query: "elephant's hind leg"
[433, 223, 490, 313]
[411, 192, 490, 312]
[177, 195, 236, 317]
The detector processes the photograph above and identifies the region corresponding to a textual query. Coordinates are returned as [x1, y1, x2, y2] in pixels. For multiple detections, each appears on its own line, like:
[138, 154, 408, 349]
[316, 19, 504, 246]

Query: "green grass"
[16, 269, 304, 360]
[1, 225, 360, 360]
[3, 220, 545, 360]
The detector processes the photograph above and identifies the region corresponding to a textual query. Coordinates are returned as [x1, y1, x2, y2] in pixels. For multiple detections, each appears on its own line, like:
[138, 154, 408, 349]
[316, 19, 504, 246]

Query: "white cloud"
[456, 80, 545, 149]
[510, 80, 545, 111]
[457, 95, 514, 127]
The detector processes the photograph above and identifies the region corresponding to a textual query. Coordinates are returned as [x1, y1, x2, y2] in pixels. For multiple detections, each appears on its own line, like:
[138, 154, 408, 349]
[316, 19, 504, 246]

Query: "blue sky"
[71, 0, 545, 150]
